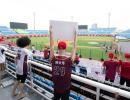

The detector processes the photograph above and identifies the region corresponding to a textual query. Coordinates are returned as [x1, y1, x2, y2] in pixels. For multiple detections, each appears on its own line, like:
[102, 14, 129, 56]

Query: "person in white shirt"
[0, 45, 7, 84]
[31, 45, 36, 54]
[12, 37, 32, 99]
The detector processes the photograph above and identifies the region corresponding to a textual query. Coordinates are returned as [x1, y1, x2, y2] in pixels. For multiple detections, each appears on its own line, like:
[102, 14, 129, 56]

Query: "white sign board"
[50, 20, 78, 40]
[118, 42, 130, 53]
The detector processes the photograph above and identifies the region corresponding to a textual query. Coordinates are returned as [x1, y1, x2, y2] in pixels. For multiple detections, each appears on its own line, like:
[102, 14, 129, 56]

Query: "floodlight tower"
[33, 12, 36, 30]
[108, 12, 111, 28]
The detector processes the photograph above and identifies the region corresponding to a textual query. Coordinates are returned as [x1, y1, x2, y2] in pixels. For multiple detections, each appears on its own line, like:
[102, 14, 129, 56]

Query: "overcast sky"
[0, 0, 130, 30]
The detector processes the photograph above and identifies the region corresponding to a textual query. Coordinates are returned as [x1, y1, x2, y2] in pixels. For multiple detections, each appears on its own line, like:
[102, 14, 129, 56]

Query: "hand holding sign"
[73, 28, 77, 48]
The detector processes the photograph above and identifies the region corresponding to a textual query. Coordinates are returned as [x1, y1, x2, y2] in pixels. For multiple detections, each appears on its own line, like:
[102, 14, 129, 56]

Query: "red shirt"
[75, 55, 79, 61]
[103, 60, 119, 80]
[51, 56, 72, 93]
[0, 37, 4, 42]
[44, 48, 49, 58]
[121, 62, 130, 79]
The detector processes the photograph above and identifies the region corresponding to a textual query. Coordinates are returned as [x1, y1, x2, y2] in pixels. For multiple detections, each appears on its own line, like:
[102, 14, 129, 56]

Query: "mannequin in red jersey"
[103, 52, 119, 82]
[74, 53, 80, 65]
[0, 37, 4, 42]
[44, 46, 49, 59]
[119, 53, 130, 87]
[50, 26, 77, 100]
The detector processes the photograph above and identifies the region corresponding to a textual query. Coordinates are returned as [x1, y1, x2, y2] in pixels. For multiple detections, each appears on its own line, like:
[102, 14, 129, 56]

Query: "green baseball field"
[8, 36, 124, 60]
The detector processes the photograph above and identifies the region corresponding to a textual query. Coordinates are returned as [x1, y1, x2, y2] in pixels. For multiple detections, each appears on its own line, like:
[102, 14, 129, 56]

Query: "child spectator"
[0, 45, 7, 84]
[0, 37, 5, 42]
[12, 37, 32, 99]
[103, 52, 119, 82]
[44, 46, 49, 59]
[119, 53, 130, 87]
[74, 53, 80, 65]
[50, 27, 77, 100]
[31, 45, 36, 54]
[105, 46, 108, 53]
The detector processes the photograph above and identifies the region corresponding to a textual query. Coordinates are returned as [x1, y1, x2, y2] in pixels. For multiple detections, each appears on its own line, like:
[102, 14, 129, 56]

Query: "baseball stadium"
[0, 0, 130, 100]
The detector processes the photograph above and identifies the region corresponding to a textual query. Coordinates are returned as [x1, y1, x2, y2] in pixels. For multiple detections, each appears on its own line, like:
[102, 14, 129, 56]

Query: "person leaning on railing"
[12, 37, 33, 100]
[0, 46, 7, 85]
[103, 52, 119, 82]
[119, 53, 130, 87]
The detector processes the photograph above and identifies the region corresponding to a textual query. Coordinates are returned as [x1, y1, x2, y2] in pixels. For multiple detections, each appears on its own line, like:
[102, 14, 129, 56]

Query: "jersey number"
[53, 66, 65, 76]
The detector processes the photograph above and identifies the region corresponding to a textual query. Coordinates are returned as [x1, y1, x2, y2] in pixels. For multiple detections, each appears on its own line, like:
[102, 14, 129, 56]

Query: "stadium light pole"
[33, 12, 36, 30]
[108, 12, 111, 28]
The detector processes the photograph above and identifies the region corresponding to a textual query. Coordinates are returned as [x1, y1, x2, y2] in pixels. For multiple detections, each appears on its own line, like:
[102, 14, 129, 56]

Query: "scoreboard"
[10, 22, 28, 29]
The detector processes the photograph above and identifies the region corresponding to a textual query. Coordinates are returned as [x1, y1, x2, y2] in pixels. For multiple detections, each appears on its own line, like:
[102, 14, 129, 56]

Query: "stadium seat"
[79, 67, 87, 75]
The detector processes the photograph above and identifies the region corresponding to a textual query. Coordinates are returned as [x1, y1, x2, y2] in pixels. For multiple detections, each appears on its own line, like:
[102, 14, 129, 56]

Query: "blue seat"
[72, 66, 76, 72]
[0, 26, 16, 35]
[70, 92, 78, 99]
[44, 80, 53, 87]
[70, 92, 85, 100]
[79, 67, 87, 75]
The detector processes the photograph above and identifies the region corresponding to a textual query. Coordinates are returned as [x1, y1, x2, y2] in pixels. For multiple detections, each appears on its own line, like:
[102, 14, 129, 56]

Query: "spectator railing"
[5, 51, 130, 100]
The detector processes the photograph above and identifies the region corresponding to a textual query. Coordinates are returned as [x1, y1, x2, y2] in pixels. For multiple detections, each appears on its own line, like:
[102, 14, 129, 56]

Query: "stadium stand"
[78, 27, 116, 35]
[0, 26, 16, 35]
[0, 25, 116, 36]
[14, 29, 30, 34]
[118, 29, 130, 38]
[0, 26, 48, 35]
[27, 30, 48, 34]
[88, 28, 116, 35]
[78, 30, 88, 35]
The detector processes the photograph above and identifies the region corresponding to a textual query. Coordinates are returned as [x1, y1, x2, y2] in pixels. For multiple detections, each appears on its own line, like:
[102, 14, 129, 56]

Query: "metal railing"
[4, 52, 130, 100]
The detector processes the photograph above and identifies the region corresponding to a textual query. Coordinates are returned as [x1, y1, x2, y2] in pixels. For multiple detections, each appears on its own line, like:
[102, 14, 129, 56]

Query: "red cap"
[0, 37, 4, 42]
[108, 52, 114, 59]
[58, 41, 67, 50]
[114, 56, 117, 59]
[124, 53, 130, 59]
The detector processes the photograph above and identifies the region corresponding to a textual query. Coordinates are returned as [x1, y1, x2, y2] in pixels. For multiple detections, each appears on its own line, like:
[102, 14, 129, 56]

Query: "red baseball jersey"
[51, 56, 73, 93]
[44, 48, 49, 58]
[75, 55, 79, 61]
[103, 60, 119, 80]
[121, 62, 130, 79]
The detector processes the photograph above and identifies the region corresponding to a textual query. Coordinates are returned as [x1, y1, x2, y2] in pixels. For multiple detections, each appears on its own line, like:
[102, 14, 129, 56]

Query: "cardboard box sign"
[50, 20, 78, 41]
[118, 42, 130, 53]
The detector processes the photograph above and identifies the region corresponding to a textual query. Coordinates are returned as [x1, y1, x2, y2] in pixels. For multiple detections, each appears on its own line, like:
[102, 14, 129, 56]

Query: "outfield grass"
[8, 36, 115, 60]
